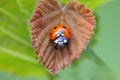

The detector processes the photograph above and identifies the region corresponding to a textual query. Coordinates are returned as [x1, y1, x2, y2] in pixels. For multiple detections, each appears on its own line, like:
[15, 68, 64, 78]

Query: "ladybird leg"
[49, 40, 58, 50]
[55, 45, 58, 50]
[65, 42, 69, 49]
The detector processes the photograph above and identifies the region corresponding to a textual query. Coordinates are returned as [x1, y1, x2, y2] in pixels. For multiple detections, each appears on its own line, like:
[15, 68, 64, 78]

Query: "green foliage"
[0, 0, 118, 80]
[59, 0, 112, 10]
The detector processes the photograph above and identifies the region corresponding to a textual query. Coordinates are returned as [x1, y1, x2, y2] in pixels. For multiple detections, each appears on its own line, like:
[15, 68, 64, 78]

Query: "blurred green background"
[0, 0, 120, 80]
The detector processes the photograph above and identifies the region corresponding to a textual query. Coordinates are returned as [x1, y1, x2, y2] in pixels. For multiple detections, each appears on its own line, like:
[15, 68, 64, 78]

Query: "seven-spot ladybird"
[50, 24, 71, 48]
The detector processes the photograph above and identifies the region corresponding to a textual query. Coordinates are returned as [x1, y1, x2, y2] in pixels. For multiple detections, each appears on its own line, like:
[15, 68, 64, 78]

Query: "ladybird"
[50, 24, 71, 49]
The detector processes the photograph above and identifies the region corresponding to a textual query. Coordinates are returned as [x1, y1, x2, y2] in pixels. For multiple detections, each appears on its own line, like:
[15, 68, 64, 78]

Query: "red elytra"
[50, 24, 71, 40]
[29, 0, 95, 74]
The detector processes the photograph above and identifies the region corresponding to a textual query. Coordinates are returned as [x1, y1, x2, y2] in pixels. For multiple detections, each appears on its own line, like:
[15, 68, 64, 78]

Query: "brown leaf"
[29, 0, 95, 74]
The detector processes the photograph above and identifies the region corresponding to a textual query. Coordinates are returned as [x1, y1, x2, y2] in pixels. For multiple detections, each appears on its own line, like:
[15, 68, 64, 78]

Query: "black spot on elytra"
[54, 26, 57, 29]
[63, 26, 66, 28]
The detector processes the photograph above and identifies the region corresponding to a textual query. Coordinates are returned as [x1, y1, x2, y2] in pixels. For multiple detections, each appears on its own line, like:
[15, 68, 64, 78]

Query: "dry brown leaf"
[29, 0, 95, 74]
